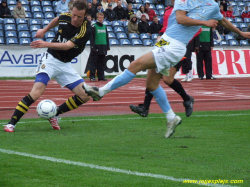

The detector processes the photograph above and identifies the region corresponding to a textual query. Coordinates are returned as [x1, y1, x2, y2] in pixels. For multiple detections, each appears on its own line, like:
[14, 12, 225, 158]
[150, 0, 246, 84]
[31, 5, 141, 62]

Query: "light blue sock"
[150, 86, 171, 113]
[99, 69, 135, 96]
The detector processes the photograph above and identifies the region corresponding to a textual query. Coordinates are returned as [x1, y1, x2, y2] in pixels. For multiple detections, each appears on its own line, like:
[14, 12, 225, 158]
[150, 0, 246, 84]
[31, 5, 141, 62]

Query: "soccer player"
[4, 1, 91, 132]
[83, 0, 250, 138]
[130, 0, 196, 118]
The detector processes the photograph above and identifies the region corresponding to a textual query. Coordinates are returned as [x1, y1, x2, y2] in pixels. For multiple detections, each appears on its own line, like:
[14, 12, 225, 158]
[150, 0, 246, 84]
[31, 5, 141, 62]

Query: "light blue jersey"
[166, 0, 223, 45]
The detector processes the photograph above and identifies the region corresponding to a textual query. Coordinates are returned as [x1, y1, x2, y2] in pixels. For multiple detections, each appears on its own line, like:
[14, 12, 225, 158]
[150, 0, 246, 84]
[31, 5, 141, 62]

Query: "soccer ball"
[37, 99, 57, 120]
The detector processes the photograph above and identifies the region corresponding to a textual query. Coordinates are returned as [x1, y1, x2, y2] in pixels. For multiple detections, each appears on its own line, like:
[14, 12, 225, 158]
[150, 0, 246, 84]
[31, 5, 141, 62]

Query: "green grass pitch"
[0, 110, 249, 187]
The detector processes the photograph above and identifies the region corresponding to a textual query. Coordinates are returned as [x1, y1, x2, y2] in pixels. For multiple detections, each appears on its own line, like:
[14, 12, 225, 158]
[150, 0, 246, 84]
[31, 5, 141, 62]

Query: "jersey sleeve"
[70, 21, 90, 46]
[212, 9, 224, 21]
[174, 0, 190, 12]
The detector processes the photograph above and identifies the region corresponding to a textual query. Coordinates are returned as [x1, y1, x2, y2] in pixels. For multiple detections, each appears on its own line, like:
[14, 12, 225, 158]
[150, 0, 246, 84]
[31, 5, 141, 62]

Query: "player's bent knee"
[163, 77, 174, 86]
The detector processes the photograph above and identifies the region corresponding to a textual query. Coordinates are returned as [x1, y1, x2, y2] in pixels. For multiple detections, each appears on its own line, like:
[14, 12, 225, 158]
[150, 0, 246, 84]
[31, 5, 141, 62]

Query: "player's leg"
[204, 50, 214, 79]
[196, 51, 204, 79]
[88, 54, 97, 81]
[145, 69, 181, 138]
[4, 73, 49, 132]
[96, 55, 107, 81]
[83, 51, 156, 101]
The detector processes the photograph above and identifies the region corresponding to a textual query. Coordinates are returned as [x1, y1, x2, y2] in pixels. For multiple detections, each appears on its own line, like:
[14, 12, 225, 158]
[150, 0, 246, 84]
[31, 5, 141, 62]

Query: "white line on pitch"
[0, 113, 249, 125]
[0, 148, 236, 187]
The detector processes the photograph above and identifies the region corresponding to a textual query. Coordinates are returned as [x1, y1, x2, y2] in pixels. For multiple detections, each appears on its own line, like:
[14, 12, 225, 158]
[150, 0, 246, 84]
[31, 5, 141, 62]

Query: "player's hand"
[240, 31, 250, 39]
[35, 29, 46, 38]
[30, 40, 48, 49]
[204, 19, 218, 28]
[156, 35, 161, 42]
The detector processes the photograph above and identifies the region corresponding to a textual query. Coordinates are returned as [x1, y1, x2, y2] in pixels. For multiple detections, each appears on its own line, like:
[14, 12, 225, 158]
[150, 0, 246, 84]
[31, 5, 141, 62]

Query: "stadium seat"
[234, 17, 243, 23]
[237, 2, 245, 7]
[154, 10, 159, 15]
[23, 5, 31, 12]
[106, 26, 113, 32]
[30, 0, 41, 6]
[20, 0, 29, 5]
[7, 0, 17, 5]
[42, 19, 52, 26]
[4, 18, 15, 24]
[17, 24, 29, 32]
[128, 33, 139, 40]
[25, 12, 32, 19]
[33, 12, 44, 19]
[103, 20, 111, 26]
[131, 38, 142, 46]
[46, 38, 53, 42]
[140, 33, 150, 40]
[116, 32, 128, 39]
[144, 0, 153, 3]
[0, 31, 3, 37]
[31, 31, 39, 39]
[229, 39, 239, 46]
[29, 19, 41, 26]
[114, 26, 125, 33]
[240, 40, 250, 46]
[158, 9, 164, 16]
[8, 5, 15, 11]
[42, 1, 52, 6]
[30, 25, 42, 32]
[230, 1, 237, 6]
[4, 24, 16, 31]
[86, 40, 90, 45]
[142, 39, 154, 46]
[232, 23, 239, 28]
[131, 4, 136, 9]
[45, 31, 55, 39]
[109, 39, 120, 45]
[31, 6, 42, 13]
[0, 24, 3, 31]
[43, 6, 53, 13]
[108, 32, 116, 39]
[156, 4, 164, 10]
[132, 9, 137, 14]
[16, 18, 28, 24]
[136, 4, 143, 9]
[240, 23, 248, 31]
[54, 26, 58, 32]
[44, 12, 55, 19]
[6, 37, 19, 45]
[135, 0, 142, 3]
[226, 17, 234, 23]
[52, 1, 58, 7]
[123, 21, 129, 27]
[213, 40, 220, 46]
[220, 34, 225, 40]
[225, 34, 235, 40]
[220, 40, 229, 46]
[32, 38, 43, 41]
[244, 18, 250, 23]
[19, 38, 31, 45]
[19, 31, 31, 38]
[0, 37, 5, 44]
[5, 31, 17, 38]
[112, 20, 123, 27]
[150, 4, 155, 9]
[120, 39, 131, 45]
[151, 33, 159, 40]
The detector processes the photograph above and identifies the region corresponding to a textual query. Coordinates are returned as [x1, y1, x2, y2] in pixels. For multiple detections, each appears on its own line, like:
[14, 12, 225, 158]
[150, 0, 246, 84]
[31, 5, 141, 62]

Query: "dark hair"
[139, 5, 146, 13]
[73, 0, 89, 14]
[145, 2, 150, 6]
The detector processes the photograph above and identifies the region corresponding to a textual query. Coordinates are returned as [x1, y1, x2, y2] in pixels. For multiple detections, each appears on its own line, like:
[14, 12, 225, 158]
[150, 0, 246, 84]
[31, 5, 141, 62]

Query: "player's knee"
[128, 60, 142, 74]
[163, 77, 174, 85]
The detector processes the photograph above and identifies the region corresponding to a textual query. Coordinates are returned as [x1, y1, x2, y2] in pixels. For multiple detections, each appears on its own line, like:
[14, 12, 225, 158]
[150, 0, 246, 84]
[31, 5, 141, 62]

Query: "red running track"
[0, 77, 249, 120]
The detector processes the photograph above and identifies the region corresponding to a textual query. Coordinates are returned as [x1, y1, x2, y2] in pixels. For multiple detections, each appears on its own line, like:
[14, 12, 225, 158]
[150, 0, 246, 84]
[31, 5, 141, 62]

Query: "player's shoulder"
[59, 13, 72, 21]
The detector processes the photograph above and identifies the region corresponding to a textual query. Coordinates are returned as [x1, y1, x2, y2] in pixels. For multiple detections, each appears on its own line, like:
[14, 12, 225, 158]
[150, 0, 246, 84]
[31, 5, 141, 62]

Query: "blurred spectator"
[126, 3, 134, 20]
[101, 0, 109, 11]
[127, 0, 136, 4]
[138, 14, 151, 35]
[109, 0, 117, 9]
[216, 24, 230, 36]
[87, 2, 94, 19]
[226, 6, 235, 18]
[219, 5, 226, 17]
[68, 0, 74, 13]
[92, 0, 98, 11]
[56, 0, 69, 14]
[13, 1, 26, 18]
[0, 0, 13, 18]
[220, 0, 229, 12]
[127, 14, 139, 35]
[241, 6, 250, 20]
[145, 3, 156, 21]
[93, 3, 104, 20]
[136, 5, 149, 20]
[86, 12, 110, 81]
[149, 16, 162, 34]
[105, 3, 116, 21]
[113, 0, 127, 20]
[120, 0, 128, 7]
[86, 14, 92, 22]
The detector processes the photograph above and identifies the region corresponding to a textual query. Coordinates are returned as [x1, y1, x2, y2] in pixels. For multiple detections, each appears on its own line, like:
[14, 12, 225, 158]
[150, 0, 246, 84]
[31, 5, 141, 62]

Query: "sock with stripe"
[99, 69, 135, 96]
[9, 94, 34, 125]
[169, 79, 190, 102]
[143, 88, 153, 110]
[56, 95, 85, 116]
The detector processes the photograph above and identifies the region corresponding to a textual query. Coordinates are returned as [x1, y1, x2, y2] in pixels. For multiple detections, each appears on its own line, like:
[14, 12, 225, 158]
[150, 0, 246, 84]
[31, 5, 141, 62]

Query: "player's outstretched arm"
[176, 10, 218, 27]
[218, 17, 250, 39]
[35, 17, 60, 38]
[30, 40, 75, 51]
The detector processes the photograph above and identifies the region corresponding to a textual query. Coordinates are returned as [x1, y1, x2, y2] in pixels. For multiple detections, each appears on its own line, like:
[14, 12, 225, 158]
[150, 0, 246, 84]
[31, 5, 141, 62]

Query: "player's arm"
[218, 17, 245, 36]
[176, 10, 218, 28]
[30, 40, 75, 51]
[35, 17, 60, 38]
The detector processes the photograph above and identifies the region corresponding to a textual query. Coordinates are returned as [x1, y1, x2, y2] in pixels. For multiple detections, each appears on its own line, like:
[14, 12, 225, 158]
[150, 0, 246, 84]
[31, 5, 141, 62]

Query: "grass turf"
[0, 110, 249, 187]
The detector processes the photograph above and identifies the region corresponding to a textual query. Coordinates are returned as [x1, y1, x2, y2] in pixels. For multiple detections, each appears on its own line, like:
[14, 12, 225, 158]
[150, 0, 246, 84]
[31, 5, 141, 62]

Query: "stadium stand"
[131, 38, 143, 46]
[120, 39, 131, 45]
[19, 38, 31, 45]
[109, 39, 120, 45]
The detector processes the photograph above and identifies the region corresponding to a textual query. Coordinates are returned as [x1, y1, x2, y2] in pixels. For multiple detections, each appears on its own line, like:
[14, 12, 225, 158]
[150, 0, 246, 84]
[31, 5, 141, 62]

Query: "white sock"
[166, 109, 175, 122]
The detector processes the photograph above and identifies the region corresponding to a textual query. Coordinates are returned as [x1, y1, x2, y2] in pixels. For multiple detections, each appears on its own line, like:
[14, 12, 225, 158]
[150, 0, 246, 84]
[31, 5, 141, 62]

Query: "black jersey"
[48, 13, 91, 63]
